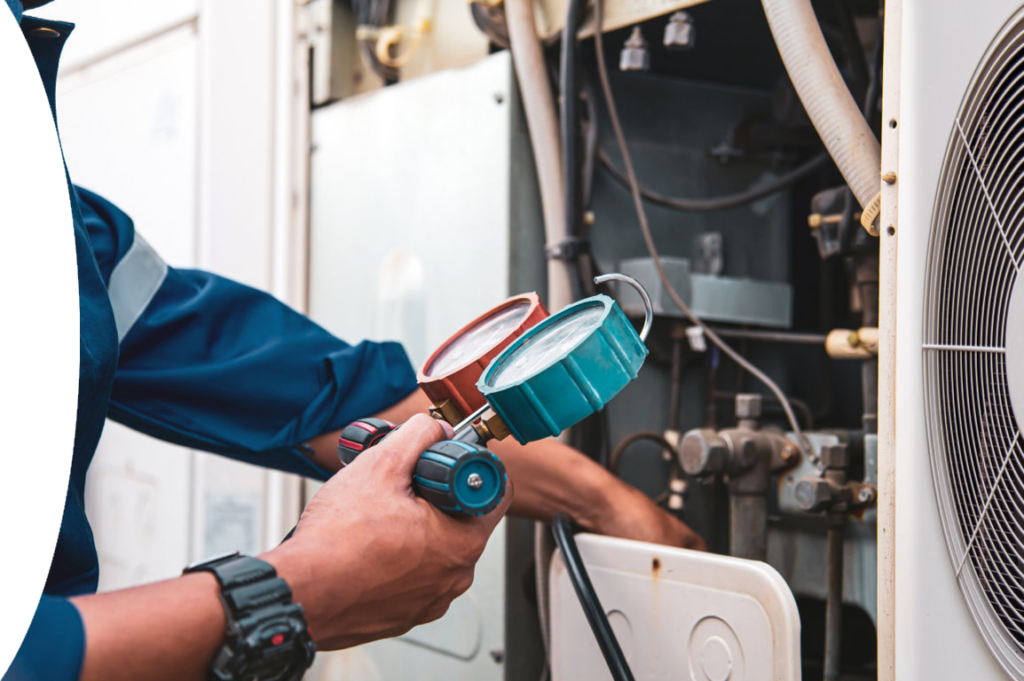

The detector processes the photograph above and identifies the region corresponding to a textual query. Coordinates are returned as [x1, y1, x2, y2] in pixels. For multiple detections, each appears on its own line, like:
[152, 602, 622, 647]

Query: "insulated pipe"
[761, 0, 881, 212]
[505, 0, 574, 312]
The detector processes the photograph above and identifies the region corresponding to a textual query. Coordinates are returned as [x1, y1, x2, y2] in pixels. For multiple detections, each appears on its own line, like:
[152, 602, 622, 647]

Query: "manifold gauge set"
[338, 274, 653, 517]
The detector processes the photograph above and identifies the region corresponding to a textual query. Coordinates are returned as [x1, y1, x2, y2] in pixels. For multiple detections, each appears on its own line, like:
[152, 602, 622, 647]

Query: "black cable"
[599, 148, 830, 213]
[470, 2, 510, 49]
[561, 0, 587, 264]
[551, 514, 635, 681]
[355, 0, 399, 84]
[609, 431, 675, 474]
[836, 0, 870, 105]
[581, 72, 600, 214]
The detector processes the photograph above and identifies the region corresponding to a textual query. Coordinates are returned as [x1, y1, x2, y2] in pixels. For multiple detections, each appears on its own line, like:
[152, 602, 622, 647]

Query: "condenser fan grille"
[924, 11, 1024, 676]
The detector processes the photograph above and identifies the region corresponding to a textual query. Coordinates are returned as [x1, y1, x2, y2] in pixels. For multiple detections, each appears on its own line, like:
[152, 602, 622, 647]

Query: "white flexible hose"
[504, 0, 574, 312]
[761, 0, 880, 209]
[504, 0, 575, 666]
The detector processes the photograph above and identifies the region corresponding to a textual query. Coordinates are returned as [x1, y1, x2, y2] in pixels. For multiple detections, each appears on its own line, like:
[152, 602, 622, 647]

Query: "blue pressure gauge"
[477, 277, 651, 444]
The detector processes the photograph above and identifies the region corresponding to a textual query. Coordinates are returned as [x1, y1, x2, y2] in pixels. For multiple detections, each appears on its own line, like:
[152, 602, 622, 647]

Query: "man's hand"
[588, 482, 707, 551]
[263, 414, 512, 650]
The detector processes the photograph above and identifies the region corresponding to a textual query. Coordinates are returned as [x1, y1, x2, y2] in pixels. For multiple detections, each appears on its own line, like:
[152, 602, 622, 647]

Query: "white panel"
[32, 0, 197, 71]
[893, 0, 1015, 677]
[309, 51, 513, 367]
[197, 0, 275, 289]
[550, 534, 801, 681]
[57, 33, 198, 266]
[308, 51, 515, 681]
[84, 424, 192, 591]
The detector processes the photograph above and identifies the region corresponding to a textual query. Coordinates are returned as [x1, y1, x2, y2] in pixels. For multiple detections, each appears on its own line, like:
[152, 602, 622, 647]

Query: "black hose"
[599, 149, 830, 213]
[609, 431, 675, 474]
[470, 2, 510, 49]
[560, 0, 589, 303]
[581, 73, 600, 213]
[551, 514, 635, 681]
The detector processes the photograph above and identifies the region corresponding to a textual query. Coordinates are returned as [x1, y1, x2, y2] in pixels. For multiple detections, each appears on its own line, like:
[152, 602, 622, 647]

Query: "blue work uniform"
[3, 3, 419, 679]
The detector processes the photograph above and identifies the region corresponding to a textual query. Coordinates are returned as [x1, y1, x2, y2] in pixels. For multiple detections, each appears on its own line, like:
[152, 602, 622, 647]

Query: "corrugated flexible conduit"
[761, 0, 881, 226]
[505, 0, 574, 311]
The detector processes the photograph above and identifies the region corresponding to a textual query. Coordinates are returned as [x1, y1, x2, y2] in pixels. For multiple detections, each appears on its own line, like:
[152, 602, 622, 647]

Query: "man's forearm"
[71, 573, 225, 681]
[489, 435, 615, 525]
[326, 388, 705, 549]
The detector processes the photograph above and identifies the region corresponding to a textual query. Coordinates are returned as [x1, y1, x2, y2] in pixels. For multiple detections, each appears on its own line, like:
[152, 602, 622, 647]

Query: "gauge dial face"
[486, 303, 606, 389]
[424, 299, 534, 377]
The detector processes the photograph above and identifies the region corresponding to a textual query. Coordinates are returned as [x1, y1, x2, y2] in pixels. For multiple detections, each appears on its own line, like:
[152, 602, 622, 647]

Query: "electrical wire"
[591, 0, 811, 454]
[598, 148, 830, 213]
[551, 514, 635, 681]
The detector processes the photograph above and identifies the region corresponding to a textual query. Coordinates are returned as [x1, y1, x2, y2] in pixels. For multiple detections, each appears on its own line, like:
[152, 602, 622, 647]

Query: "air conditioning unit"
[891, 0, 1024, 677]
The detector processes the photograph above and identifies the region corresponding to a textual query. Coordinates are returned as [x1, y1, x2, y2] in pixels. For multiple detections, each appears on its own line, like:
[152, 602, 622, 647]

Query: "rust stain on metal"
[651, 556, 662, 580]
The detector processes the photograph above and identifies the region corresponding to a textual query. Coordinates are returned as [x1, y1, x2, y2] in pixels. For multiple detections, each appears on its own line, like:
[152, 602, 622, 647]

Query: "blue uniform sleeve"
[3, 596, 84, 681]
[76, 186, 419, 480]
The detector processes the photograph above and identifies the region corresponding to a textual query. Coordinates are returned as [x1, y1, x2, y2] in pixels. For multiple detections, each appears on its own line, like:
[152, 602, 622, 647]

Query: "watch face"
[240, 622, 313, 679]
[215, 608, 315, 681]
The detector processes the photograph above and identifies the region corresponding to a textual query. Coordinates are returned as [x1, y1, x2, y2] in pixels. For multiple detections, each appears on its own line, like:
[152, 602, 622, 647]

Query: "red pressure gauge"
[418, 292, 549, 424]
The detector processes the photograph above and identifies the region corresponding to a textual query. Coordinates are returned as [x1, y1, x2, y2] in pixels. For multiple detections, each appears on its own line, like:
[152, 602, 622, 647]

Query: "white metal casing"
[888, 0, 1021, 677]
[550, 534, 801, 681]
[307, 51, 531, 680]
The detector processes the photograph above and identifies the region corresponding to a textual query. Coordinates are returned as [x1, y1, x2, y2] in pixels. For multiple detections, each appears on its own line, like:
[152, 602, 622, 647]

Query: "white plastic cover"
[550, 534, 801, 681]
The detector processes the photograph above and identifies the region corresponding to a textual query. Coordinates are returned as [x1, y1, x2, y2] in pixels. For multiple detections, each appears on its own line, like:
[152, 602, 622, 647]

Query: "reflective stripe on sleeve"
[107, 233, 168, 342]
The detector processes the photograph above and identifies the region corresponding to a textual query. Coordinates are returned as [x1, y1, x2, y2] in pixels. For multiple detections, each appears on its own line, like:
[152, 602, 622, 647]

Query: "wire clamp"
[685, 325, 707, 352]
[860, 191, 882, 236]
[545, 236, 589, 261]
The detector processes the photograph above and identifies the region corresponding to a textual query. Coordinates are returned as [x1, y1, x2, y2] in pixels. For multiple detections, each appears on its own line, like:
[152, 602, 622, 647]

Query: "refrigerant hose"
[552, 514, 635, 681]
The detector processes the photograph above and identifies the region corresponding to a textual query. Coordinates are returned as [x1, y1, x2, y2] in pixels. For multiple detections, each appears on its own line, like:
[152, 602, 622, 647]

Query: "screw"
[467, 473, 483, 490]
[858, 487, 875, 504]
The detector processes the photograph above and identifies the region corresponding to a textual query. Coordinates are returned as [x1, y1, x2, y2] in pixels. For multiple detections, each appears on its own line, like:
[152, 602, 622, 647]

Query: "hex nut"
[821, 444, 850, 470]
[735, 393, 763, 420]
[680, 429, 728, 476]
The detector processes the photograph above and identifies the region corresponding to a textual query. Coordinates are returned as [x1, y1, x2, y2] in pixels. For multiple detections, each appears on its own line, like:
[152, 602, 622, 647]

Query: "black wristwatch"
[184, 552, 316, 681]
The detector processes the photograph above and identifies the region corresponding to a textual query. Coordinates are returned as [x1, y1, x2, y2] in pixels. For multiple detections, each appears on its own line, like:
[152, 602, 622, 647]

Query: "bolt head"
[680, 429, 728, 476]
[795, 478, 832, 513]
[467, 473, 483, 490]
[735, 393, 763, 419]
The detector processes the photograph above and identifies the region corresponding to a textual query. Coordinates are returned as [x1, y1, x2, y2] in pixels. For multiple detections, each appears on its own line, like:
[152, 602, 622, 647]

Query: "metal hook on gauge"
[594, 273, 653, 342]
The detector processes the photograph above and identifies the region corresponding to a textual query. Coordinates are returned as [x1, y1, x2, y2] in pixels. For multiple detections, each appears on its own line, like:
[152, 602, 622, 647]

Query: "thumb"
[370, 413, 453, 481]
